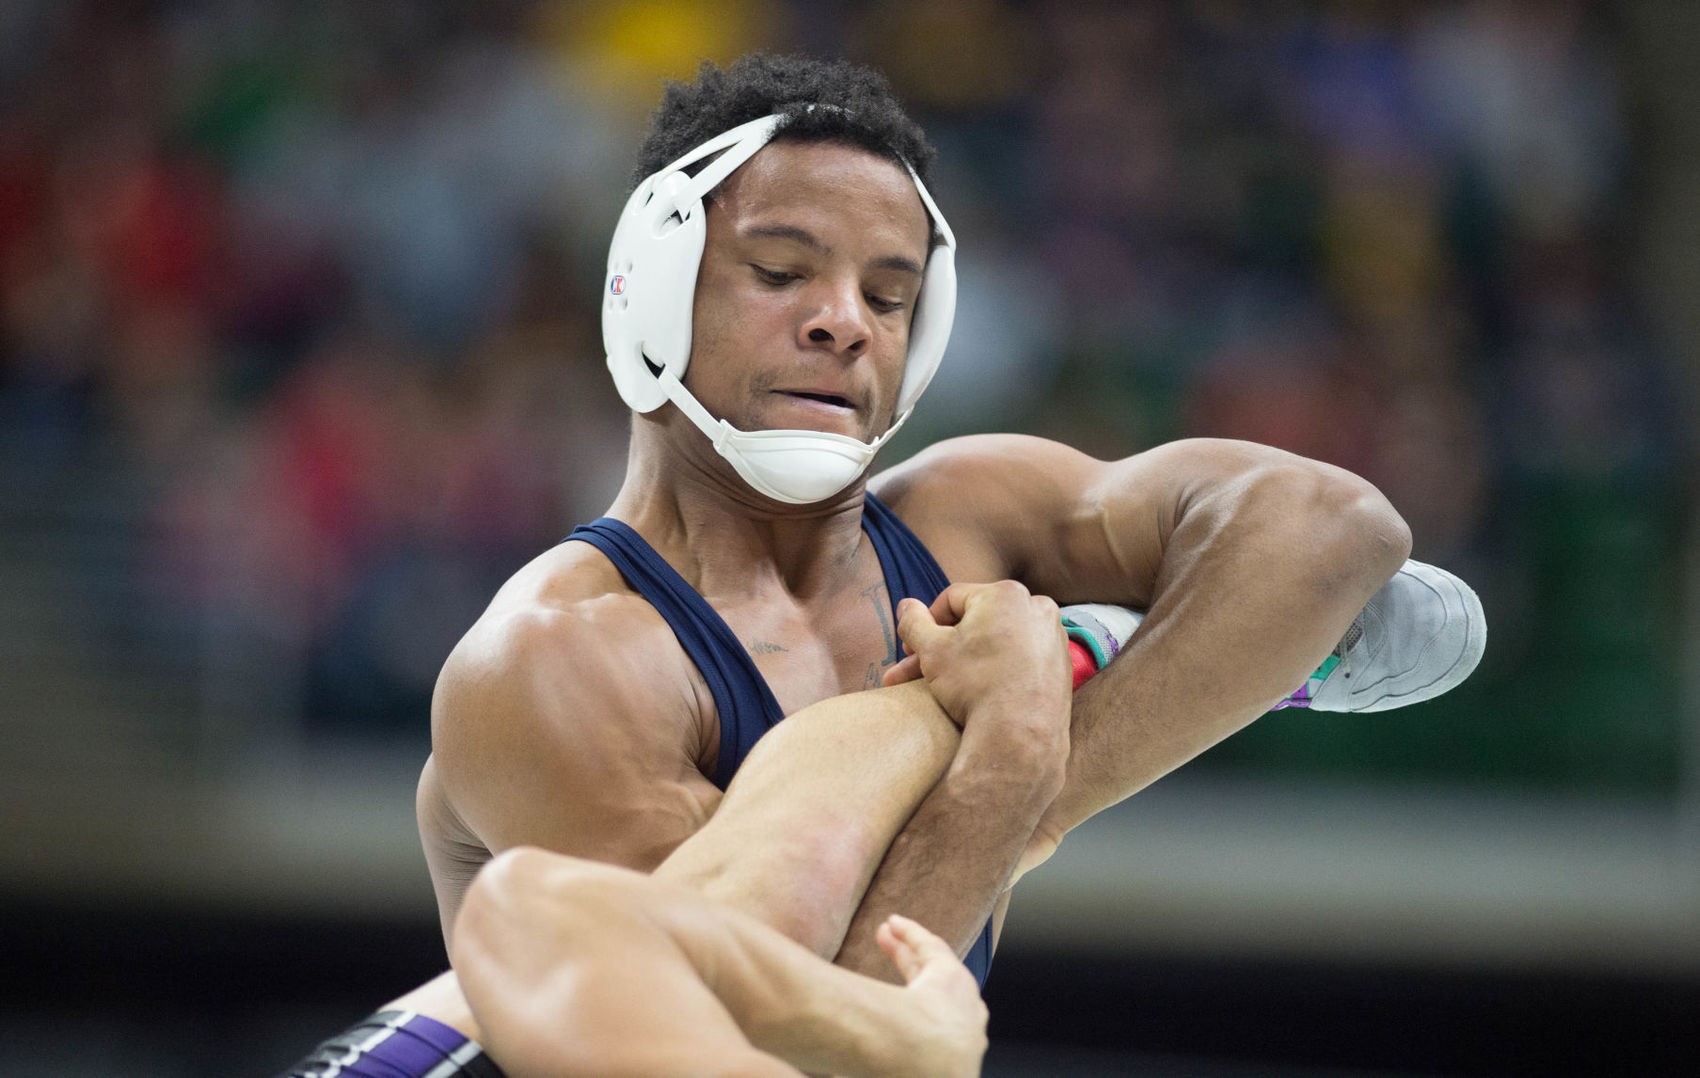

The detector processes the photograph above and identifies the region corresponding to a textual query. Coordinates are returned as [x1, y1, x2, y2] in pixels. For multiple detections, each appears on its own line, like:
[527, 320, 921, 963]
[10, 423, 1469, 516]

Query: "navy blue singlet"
[566, 491, 996, 985]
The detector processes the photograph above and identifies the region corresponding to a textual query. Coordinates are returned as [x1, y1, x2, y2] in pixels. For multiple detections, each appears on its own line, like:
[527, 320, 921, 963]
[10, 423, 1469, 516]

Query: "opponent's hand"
[881, 581, 1073, 733]
[878, 914, 987, 1078]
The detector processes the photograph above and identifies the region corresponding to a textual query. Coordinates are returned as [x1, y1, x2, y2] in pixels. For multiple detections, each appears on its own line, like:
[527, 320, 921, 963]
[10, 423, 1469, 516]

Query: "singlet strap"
[862, 491, 950, 615]
[567, 518, 785, 790]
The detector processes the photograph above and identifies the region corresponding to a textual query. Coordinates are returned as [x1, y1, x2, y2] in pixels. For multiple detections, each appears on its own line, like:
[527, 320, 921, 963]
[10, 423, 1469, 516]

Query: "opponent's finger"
[876, 917, 924, 982]
[896, 594, 949, 654]
[926, 582, 980, 626]
[934, 579, 1040, 628]
[883, 914, 958, 982]
[881, 652, 924, 687]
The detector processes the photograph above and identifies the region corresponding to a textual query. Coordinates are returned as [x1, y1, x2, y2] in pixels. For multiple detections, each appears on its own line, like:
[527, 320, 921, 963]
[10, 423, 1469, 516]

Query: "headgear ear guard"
[602, 112, 957, 504]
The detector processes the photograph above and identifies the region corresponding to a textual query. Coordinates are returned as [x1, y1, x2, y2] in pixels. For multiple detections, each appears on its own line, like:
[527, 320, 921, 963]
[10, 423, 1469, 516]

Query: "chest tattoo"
[745, 581, 901, 689]
[861, 579, 901, 667]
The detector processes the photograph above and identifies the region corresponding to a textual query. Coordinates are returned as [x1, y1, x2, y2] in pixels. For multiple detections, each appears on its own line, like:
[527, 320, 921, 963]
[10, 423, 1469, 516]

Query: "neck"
[607, 415, 872, 600]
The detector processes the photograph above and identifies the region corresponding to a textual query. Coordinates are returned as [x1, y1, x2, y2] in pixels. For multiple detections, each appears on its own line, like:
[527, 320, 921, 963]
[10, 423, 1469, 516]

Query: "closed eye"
[755, 263, 904, 314]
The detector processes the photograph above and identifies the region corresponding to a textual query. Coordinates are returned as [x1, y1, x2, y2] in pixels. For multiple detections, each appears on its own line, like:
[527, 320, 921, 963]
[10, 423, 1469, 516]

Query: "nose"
[798, 277, 871, 357]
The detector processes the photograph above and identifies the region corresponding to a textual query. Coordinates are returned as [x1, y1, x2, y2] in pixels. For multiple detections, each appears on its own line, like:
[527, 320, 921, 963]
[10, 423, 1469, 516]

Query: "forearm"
[834, 717, 1064, 979]
[1042, 455, 1410, 837]
[655, 680, 961, 957]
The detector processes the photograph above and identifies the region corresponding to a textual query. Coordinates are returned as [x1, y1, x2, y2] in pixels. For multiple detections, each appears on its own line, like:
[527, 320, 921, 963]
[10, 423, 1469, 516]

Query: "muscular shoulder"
[445, 545, 665, 694]
[438, 542, 688, 733]
[430, 541, 717, 867]
[870, 434, 1108, 582]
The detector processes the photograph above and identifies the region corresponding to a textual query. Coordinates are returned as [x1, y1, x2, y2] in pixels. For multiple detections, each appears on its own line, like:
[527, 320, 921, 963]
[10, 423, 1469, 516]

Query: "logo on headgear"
[609, 274, 626, 296]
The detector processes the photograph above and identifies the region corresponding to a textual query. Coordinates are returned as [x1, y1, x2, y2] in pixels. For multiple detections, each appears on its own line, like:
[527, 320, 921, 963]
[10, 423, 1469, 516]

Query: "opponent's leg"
[1062, 558, 1486, 711]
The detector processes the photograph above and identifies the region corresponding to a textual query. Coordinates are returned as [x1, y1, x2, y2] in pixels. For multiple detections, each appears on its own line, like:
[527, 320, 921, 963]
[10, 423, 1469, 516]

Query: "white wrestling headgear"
[602, 111, 957, 505]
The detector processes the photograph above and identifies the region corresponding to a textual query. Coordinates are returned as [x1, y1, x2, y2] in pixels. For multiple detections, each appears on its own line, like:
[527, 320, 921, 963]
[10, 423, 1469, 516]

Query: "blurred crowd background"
[1, 1, 1695, 1075]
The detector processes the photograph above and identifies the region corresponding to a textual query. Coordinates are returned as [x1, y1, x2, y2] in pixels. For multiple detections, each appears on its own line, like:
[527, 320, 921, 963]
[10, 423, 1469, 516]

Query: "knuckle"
[990, 578, 1028, 599]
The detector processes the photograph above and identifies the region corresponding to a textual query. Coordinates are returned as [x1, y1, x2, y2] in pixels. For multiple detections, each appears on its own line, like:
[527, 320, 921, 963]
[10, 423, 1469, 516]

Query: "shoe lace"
[1335, 619, 1362, 682]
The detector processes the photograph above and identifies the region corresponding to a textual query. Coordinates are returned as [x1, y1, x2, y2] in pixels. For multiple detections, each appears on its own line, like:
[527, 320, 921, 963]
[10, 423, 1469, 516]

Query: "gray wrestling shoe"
[1061, 559, 1487, 713]
[1274, 559, 1486, 712]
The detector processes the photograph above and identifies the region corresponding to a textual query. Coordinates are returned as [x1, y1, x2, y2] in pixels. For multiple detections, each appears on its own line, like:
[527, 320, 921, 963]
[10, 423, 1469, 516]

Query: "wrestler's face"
[687, 140, 933, 442]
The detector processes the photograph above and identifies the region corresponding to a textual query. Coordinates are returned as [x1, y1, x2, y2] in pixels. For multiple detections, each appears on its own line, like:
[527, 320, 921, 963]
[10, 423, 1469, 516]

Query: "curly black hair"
[631, 53, 936, 189]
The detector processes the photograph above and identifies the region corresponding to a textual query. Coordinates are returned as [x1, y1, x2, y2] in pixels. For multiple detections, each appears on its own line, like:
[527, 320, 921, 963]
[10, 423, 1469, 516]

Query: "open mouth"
[781, 391, 854, 410]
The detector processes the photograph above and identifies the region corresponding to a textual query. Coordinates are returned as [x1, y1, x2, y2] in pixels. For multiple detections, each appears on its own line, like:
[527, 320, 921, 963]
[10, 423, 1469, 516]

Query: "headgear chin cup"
[602, 112, 957, 505]
[658, 365, 903, 504]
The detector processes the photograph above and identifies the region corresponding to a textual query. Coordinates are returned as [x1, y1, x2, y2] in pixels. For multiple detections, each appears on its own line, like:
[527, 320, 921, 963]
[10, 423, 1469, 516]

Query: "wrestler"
[418, 51, 1481, 996]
